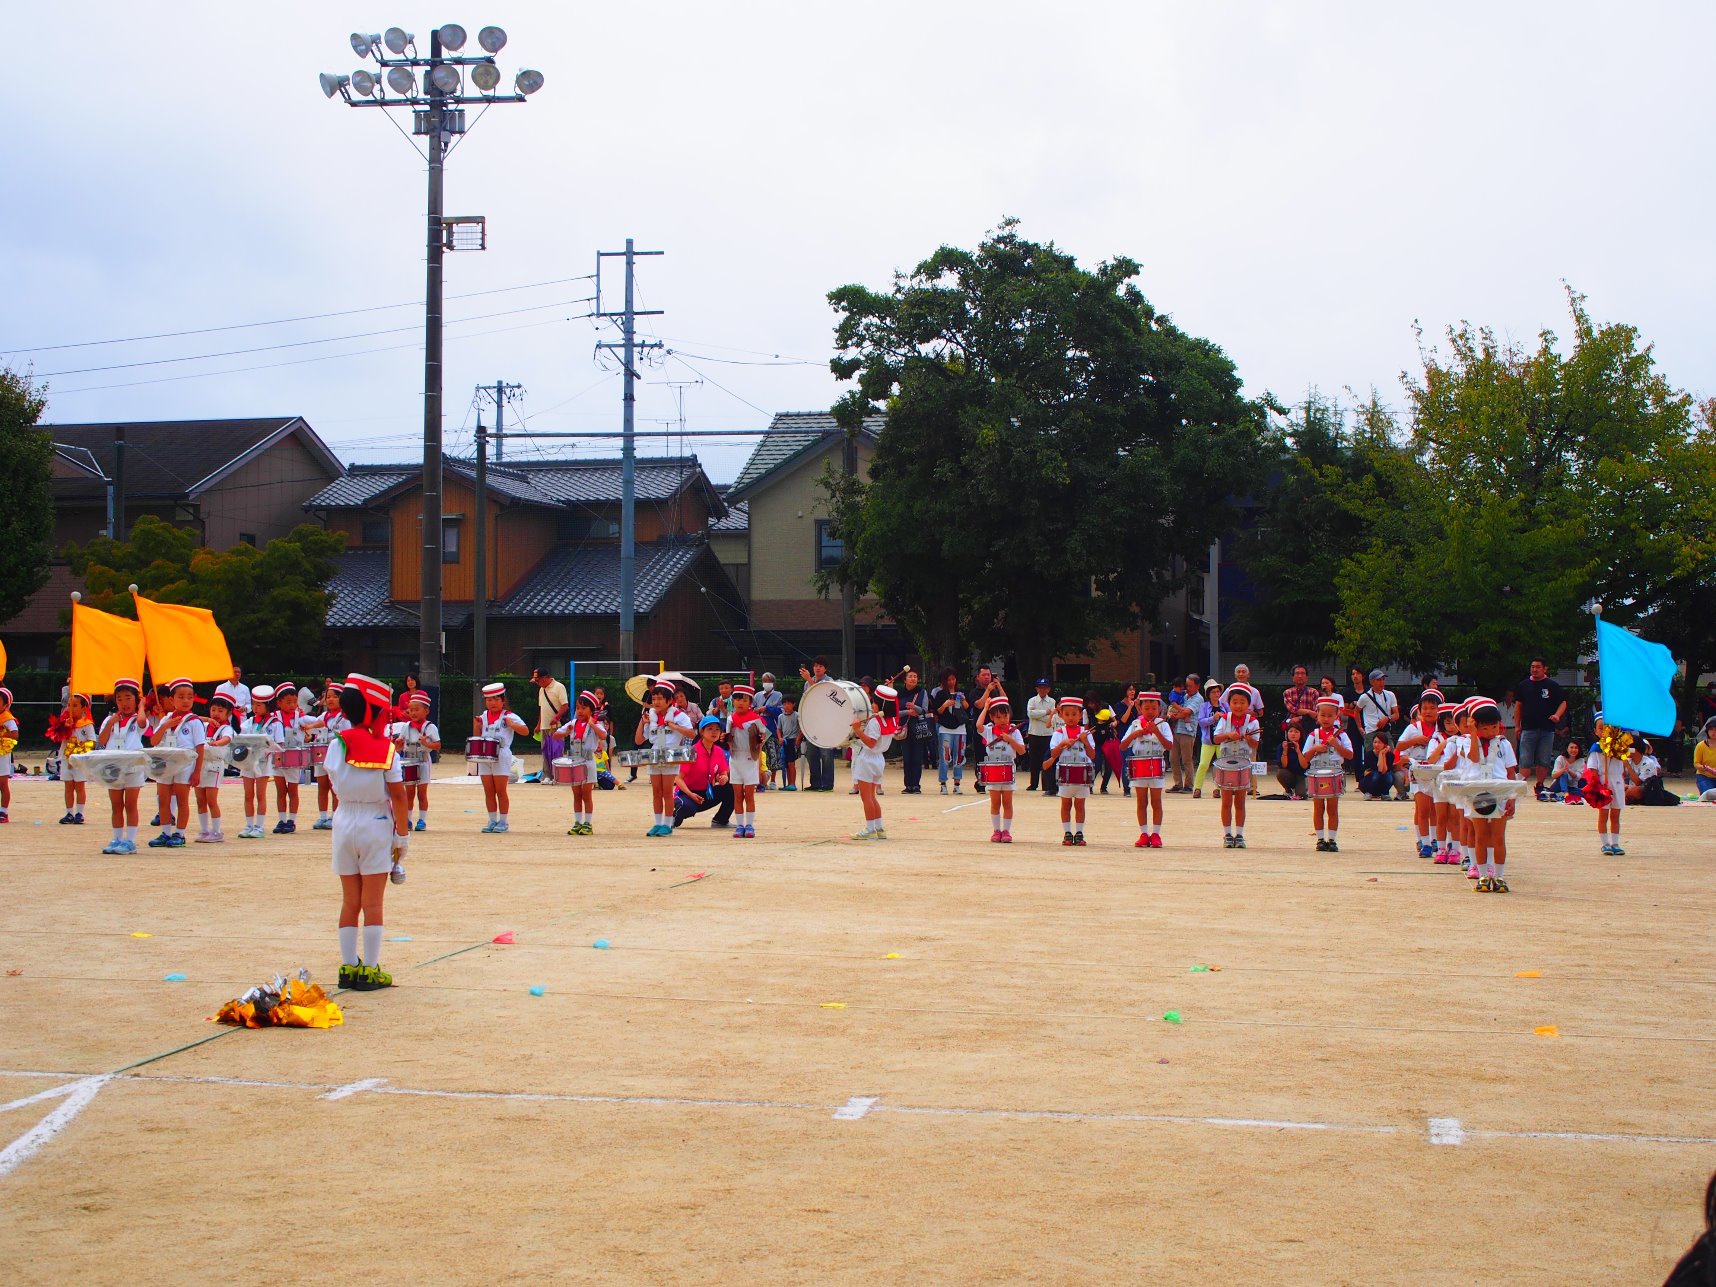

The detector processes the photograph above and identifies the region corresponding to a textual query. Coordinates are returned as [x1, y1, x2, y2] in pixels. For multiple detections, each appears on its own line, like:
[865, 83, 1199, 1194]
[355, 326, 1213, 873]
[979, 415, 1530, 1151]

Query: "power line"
[666, 353, 771, 415]
[1, 274, 595, 355]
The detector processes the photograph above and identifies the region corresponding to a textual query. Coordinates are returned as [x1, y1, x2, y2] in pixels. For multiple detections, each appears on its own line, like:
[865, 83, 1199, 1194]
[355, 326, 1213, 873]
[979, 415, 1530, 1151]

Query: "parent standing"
[929, 668, 969, 794]
[798, 657, 836, 791]
[1280, 665, 1316, 740]
[1512, 658, 1568, 797]
[1354, 669, 1402, 794]
[530, 667, 570, 785]
[1167, 673, 1202, 793]
[1026, 678, 1059, 796]
[897, 667, 931, 794]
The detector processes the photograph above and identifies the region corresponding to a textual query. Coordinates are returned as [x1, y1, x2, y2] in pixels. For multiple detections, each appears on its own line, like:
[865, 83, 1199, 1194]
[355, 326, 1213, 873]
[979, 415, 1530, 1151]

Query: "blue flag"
[1595, 618, 1678, 736]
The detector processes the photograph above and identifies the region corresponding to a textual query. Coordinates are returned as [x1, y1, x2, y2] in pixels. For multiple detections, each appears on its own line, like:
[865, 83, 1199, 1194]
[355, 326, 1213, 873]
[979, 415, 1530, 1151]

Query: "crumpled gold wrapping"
[216, 971, 344, 1029]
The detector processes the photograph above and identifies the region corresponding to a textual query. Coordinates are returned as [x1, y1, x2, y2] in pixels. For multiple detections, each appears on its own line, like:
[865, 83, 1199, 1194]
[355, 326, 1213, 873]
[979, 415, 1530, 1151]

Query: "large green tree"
[66, 515, 346, 674]
[1331, 291, 1716, 691]
[822, 220, 1269, 676]
[0, 368, 54, 624]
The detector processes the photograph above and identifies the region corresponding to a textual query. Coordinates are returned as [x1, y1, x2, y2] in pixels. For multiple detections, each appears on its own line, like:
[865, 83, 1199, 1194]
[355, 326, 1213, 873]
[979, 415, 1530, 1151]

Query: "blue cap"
[698, 715, 723, 729]
[1035, 677, 1051, 686]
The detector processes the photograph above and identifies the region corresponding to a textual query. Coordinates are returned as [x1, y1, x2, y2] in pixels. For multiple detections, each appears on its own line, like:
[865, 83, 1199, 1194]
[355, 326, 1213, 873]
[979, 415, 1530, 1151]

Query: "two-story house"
[3, 416, 345, 669]
[304, 455, 745, 676]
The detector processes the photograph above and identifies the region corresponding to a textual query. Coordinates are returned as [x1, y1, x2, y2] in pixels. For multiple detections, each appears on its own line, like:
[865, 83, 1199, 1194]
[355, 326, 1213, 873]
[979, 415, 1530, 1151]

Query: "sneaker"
[1149, 833, 1163, 848]
[852, 829, 876, 840]
[70, 815, 85, 825]
[1327, 839, 1339, 852]
[116, 840, 137, 854]
[1315, 839, 1330, 852]
[743, 825, 756, 838]
[872, 828, 887, 840]
[312, 818, 333, 831]
[784, 784, 798, 792]
[1222, 834, 1235, 848]
[1191, 790, 1202, 799]
[1492, 875, 1510, 892]
[272, 820, 289, 834]
[1074, 833, 1087, 846]
[1466, 867, 1480, 880]
[59, 812, 76, 825]
[1135, 834, 1150, 848]
[1475, 876, 1494, 893]
[733, 826, 746, 839]
[167, 834, 186, 848]
[1234, 836, 1247, 849]
[337, 963, 362, 989]
[953, 784, 962, 795]
[993, 832, 1006, 844]
[147, 833, 173, 848]
[283, 820, 297, 834]
[1611, 844, 1626, 855]
[150, 814, 161, 827]
[481, 821, 498, 833]
[494, 820, 509, 833]
[358, 964, 394, 990]
[414, 817, 427, 832]
[101, 840, 123, 854]
[1062, 831, 1075, 847]
[208, 831, 226, 843]
[390, 862, 407, 885]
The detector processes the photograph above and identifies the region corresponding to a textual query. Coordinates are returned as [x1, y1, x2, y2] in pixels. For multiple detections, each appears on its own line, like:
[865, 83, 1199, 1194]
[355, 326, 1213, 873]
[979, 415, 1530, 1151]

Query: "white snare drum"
[652, 747, 694, 765]
[227, 733, 274, 767]
[798, 679, 873, 750]
[466, 736, 500, 764]
[551, 757, 591, 786]
[616, 750, 652, 768]
[144, 746, 197, 783]
[1306, 768, 1345, 798]
[1213, 758, 1253, 792]
[1441, 777, 1531, 817]
[79, 749, 149, 788]
[1410, 762, 1444, 789]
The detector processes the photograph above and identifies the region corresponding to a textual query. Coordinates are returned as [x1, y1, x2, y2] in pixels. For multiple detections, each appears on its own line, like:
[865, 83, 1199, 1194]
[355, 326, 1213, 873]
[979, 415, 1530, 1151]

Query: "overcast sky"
[6, 2, 1712, 486]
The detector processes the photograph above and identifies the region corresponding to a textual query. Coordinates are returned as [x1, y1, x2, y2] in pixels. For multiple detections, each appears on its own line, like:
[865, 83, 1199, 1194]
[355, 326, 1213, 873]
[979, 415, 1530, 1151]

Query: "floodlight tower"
[321, 24, 543, 697]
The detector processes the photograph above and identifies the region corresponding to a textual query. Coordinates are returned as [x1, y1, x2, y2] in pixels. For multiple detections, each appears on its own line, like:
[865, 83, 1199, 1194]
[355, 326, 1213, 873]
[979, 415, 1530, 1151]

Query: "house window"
[239, 532, 257, 547]
[442, 517, 461, 564]
[361, 518, 389, 546]
[814, 519, 844, 570]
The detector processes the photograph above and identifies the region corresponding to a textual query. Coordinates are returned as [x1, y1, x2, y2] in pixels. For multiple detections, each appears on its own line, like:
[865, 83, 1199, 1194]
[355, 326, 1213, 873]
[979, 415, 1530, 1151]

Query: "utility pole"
[595, 239, 664, 667]
[473, 416, 488, 692]
[1207, 539, 1221, 680]
[841, 429, 857, 680]
[111, 425, 127, 542]
[479, 380, 523, 464]
[420, 27, 447, 699]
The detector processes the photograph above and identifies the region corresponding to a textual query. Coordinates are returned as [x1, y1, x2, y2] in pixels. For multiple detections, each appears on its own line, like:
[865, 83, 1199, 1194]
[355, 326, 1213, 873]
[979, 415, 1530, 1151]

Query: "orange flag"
[70, 603, 147, 695]
[133, 594, 234, 682]
[0, 636, 8, 682]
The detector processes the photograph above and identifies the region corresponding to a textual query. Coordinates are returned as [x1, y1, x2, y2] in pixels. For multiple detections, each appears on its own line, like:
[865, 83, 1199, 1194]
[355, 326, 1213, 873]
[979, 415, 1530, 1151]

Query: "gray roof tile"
[304, 456, 716, 511]
[44, 417, 339, 501]
[499, 543, 701, 616]
[325, 549, 470, 629]
[728, 412, 883, 494]
[710, 498, 748, 533]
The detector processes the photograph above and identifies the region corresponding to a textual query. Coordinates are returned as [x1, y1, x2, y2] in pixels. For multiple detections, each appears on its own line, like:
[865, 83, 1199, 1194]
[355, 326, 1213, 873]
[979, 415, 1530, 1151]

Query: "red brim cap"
[343, 673, 392, 708]
[114, 678, 142, 695]
[406, 692, 431, 708]
[482, 683, 507, 697]
[167, 677, 194, 691]
[731, 685, 755, 698]
[1060, 697, 1084, 709]
[1138, 691, 1163, 702]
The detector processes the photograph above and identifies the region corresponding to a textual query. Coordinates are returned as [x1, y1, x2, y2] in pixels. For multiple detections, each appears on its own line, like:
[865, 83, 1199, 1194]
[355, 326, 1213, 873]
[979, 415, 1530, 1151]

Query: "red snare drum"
[1127, 756, 1166, 783]
[1057, 762, 1095, 787]
[279, 747, 314, 770]
[310, 743, 329, 768]
[1213, 758, 1253, 792]
[551, 757, 590, 786]
[465, 737, 500, 763]
[1306, 769, 1345, 798]
[400, 759, 429, 786]
[978, 762, 1015, 788]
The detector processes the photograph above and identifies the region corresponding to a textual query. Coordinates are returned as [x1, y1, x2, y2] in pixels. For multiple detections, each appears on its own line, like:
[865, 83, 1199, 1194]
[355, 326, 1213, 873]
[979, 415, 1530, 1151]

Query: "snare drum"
[465, 737, 500, 764]
[977, 761, 1015, 789]
[1306, 768, 1345, 798]
[1213, 758, 1253, 792]
[616, 750, 652, 768]
[144, 747, 197, 784]
[79, 749, 149, 789]
[400, 759, 429, 786]
[551, 757, 591, 786]
[1056, 762, 1095, 787]
[310, 743, 329, 768]
[653, 747, 694, 765]
[1127, 755, 1166, 785]
[279, 746, 314, 770]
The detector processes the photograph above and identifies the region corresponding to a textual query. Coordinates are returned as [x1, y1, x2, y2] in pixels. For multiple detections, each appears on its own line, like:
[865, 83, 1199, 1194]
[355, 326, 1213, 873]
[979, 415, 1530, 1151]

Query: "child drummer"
[271, 684, 308, 834]
[1120, 690, 1173, 849]
[1046, 696, 1095, 846]
[304, 679, 350, 831]
[1394, 689, 1443, 858]
[238, 685, 282, 839]
[555, 690, 602, 836]
[638, 681, 695, 837]
[0, 687, 17, 825]
[1465, 699, 1520, 891]
[97, 678, 149, 854]
[148, 678, 206, 849]
[1304, 695, 1353, 851]
[391, 691, 439, 831]
[1214, 685, 1261, 848]
[195, 693, 234, 843]
[474, 681, 529, 833]
[726, 684, 765, 838]
[977, 698, 1025, 842]
[850, 683, 897, 839]
[58, 692, 98, 826]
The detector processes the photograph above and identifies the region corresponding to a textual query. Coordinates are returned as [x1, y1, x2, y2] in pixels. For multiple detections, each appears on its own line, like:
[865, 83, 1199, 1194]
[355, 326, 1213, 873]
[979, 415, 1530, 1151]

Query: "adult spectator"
[1277, 725, 1308, 798]
[1281, 665, 1316, 739]
[1026, 678, 1059, 795]
[967, 666, 1004, 767]
[1232, 663, 1264, 714]
[1499, 687, 1518, 749]
[1694, 718, 1716, 801]
[756, 672, 784, 789]
[1344, 665, 1368, 764]
[672, 717, 734, 827]
[1512, 658, 1567, 796]
[929, 667, 969, 793]
[1167, 673, 1202, 793]
[798, 657, 836, 791]
[1354, 668, 1401, 790]
[1357, 735, 1399, 799]
[897, 667, 931, 794]
[1191, 678, 1225, 797]
[531, 667, 570, 784]
[1547, 739, 1583, 799]
[213, 666, 250, 730]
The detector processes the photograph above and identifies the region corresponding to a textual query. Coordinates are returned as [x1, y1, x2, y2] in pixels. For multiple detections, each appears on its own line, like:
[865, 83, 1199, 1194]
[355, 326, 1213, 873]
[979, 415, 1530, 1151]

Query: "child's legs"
[360, 871, 388, 925]
[274, 775, 288, 809]
[318, 778, 334, 810]
[285, 779, 299, 811]
[122, 788, 140, 826]
[339, 873, 364, 926]
[413, 784, 429, 812]
[1312, 798, 1326, 830]
[198, 786, 221, 820]
[1148, 788, 1163, 825]
[999, 790, 1013, 821]
[857, 780, 880, 820]
[482, 775, 500, 811]
[1220, 792, 1233, 825]
[65, 779, 75, 808]
[1414, 795, 1432, 831]
[1327, 799, 1339, 830]
[108, 788, 125, 826]
[1491, 819, 1508, 864]
[1060, 796, 1072, 824]
[1233, 793, 1247, 826]
[1610, 805, 1623, 835]
[171, 784, 192, 827]
[1073, 797, 1086, 823]
[492, 777, 510, 813]
[1134, 789, 1148, 825]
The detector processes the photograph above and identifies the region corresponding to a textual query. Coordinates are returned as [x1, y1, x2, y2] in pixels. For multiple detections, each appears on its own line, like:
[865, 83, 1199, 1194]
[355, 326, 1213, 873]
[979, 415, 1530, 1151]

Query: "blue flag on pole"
[1595, 618, 1678, 736]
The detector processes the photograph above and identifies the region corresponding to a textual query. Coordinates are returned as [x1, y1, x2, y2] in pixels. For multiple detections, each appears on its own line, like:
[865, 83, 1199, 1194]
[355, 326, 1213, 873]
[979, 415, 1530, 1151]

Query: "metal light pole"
[321, 24, 544, 698]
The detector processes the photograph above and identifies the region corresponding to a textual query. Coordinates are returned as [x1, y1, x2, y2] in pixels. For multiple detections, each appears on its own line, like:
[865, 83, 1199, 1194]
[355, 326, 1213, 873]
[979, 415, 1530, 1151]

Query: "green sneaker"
[359, 964, 393, 989]
[337, 963, 361, 990]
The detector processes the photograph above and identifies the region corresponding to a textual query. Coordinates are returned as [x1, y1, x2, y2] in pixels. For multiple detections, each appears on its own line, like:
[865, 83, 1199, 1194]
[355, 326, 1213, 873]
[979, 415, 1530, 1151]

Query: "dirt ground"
[1, 762, 1712, 1285]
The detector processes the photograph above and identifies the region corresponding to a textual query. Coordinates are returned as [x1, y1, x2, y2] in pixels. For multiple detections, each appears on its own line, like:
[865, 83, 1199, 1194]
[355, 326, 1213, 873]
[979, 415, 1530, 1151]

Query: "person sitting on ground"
[1357, 736, 1399, 799]
[1277, 724, 1308, 799]
[1547, 739, 1583, 799]
[1694, 719, 1716, 801]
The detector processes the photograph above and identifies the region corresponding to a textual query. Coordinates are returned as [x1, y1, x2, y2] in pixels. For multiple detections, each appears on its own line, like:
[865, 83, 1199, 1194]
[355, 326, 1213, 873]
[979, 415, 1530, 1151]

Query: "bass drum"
[798, 679, 873, 750]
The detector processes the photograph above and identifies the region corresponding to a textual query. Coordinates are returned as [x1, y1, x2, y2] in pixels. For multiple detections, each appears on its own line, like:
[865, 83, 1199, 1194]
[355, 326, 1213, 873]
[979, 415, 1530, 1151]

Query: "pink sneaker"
[1149, 833, 1164, 848]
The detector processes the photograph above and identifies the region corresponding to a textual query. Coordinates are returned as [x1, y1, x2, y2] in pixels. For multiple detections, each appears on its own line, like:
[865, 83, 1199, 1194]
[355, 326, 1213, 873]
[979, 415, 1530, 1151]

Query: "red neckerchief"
[571, 715, 591, 740]
[485, 709, 508, 728]
[876, 710, 901, 738]
[731, 709, 764, 728]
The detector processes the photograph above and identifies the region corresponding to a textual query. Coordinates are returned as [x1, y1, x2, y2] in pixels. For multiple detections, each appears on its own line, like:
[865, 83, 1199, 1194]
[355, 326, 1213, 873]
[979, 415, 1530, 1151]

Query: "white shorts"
[729, 759, 760, 787]
[649, 763, 679, 778]
[852, 755, 885, 785]
[477, 748, 514, 779]
[0, 755, 12, 778]
[110, 770, 147, 792]
[331, 806, 396, 877]
[162, 765, 197, 787]
[198, 764, 225, 790]
[239, 755, 273, 781]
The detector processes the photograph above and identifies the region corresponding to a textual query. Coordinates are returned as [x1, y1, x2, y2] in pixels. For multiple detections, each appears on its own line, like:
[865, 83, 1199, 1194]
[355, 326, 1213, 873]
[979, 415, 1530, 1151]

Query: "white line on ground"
[320, 1077, 389, 1101]
[833, 1096, 880, 1120]
[941, 800, 986, 813]
[1428, 1116, 1465, 1145]
[0, 1082, 90, 1115]
[0, 1076, 109, 1179]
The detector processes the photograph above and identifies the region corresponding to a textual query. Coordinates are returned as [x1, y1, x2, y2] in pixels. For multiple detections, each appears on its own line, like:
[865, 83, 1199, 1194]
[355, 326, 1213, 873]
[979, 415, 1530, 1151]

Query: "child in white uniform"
[0, 687, 16, 824]
[57, 693, 98, 826]
[555, 690, 603, 836]
[196, 694, 233, 842]
[1586, 719, 1637, 856]
[473, 681, 529, 832]
[1425, 708, 1459, 864]
[638, 683, 695, 836]
[1304, 696, 1353, 852]
[1120, 691, 1174, 848]
[1047, 696, 1096, 846]
[325, 673, 409, 991]
[1395, 690, 1443, 858]
[271, 686, 308, 834]
[1213, 686, 1261, 848]
[148, 679, 207, 849]
[978, 698, 1025, 842]
[97, 679, 149, 854]
[237, 687, 283, 839]
[1464, 700, 1520, 891]
[850, 684, 896, 839]
[726, 685, 765, 838]
[391, 691, 439, 831]
[304, 680, 350, 831]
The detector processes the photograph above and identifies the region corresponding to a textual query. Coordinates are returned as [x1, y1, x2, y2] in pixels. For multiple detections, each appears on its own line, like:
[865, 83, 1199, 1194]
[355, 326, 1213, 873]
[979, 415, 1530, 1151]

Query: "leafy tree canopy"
[0, 368, 53, 623]
[66, 515, 346, 675]
[822, 219, 1270, 676]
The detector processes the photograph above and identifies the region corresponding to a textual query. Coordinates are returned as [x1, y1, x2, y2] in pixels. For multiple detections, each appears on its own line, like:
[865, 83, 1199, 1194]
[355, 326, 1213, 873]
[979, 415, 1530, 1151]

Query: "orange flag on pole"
[70, 603, 147, 695]
[133, 593, 234, 682]
[0, 636, 8, 682]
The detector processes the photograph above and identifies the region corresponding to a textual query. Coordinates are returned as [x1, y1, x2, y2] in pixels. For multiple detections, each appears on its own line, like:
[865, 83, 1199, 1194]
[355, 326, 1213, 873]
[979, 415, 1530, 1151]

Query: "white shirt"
[1048, 726, 1092, 763]
[214, 680, 250, 712]
[727, 715, 765, 765]
[1585, 747, 1628, 795]
[855, 716, 893, 768]
[1213, 715, 1261, 755]
[982, 723, 1025, 758]
[478, 708, 528, 752]
[646, 707, 695, 752]
[1304, 727, 1351, 773]
[390, 719, 437, 757]
[1356, 687, 1399, 735]
[1467, 734, 1518, 780]
[102, 713, 147, 753]
[1026, 695, 1058, 737]
[1122, 718, 1173, 758]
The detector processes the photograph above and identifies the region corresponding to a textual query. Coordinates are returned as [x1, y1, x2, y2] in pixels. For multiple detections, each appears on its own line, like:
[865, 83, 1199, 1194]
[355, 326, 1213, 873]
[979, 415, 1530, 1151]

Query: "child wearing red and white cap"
[0, 686, 17, 824]
[977, 698, 1025, 841]
[389, 691, 440, 832]
[238, 686, 283, 839]
[1305, 696, 1353, 851]
[553, 690, 602, 835]
[726, 684, 765, 837]
[474, 681, 528, 832]
[58, 692, 98, 826]
[147, 678, 207, 849]
[271, 684, 308, 834]
[304, 679, 351, 831]
[1214, 685, 1261, 848]
[97, 679, 149, 853]
[1046, 696, 1096, 845]
[325, 673, 410, 990]
[1395, 689, 1444, 858]
[196, 693, 234, 843]
[1120, 691, 1174, 848]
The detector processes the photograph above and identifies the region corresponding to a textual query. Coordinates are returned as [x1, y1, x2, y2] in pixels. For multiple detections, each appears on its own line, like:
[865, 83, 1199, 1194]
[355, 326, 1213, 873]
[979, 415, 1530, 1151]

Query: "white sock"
[1139, 825, 1149, 837]
[994, 816, 1005, 833]
[489, 811, 500, 824]
[338, 926, 359, 966]
[124, 826, 137, 842]
[1074, 820, 1084, 835]
[1224, 825, 1234, 837]
[112, 828, 123, 843]
[361, 924, 383, 967]
[197, 812, 210, 834]
[245, 814, 256, 829]
[73, 807, 84, 819]
[1237, 825, 1245, 839]
[1328, 829, 1337, 842]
